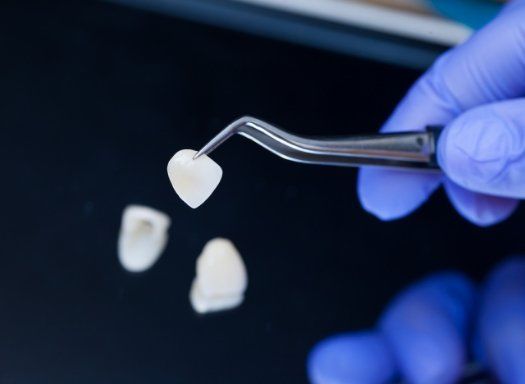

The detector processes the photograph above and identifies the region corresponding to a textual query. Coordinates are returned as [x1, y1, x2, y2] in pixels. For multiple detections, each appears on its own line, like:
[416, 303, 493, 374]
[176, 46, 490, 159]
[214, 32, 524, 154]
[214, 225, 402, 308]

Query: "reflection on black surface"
[0, 2, 521, 383]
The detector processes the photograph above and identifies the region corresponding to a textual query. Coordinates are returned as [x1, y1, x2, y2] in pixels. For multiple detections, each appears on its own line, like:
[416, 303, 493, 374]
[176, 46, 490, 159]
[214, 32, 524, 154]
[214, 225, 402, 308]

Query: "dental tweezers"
[194, 116, 443, 171]
[194, 118, 493, 384]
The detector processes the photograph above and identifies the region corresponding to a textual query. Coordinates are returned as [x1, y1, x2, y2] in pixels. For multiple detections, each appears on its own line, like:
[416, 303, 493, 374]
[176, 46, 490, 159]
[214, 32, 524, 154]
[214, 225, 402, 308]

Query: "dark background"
[0, 2, 522, 383]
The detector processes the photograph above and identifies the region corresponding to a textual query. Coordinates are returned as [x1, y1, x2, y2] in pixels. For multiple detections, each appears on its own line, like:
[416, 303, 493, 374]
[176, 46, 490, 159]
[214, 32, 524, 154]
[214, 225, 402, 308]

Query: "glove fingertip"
[485, 256, 525, 285]
[307, 331, 396, 384]
[438, 101, 525, 200]
[477, 256, 525, 384]
[443, 180, 519, 227]
[357, 168, 441, 221]
[380, 272, 476, 384]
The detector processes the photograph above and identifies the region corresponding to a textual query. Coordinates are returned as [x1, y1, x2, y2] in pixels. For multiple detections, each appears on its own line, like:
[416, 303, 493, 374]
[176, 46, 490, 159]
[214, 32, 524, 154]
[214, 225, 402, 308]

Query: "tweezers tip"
[193, 147, 207, 160]
[194, 117, 252, 160]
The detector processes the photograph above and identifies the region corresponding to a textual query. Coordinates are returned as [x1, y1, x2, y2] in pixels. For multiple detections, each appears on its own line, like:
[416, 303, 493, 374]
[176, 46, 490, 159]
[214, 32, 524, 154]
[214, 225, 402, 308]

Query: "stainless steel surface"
[195, 116, 442, 170]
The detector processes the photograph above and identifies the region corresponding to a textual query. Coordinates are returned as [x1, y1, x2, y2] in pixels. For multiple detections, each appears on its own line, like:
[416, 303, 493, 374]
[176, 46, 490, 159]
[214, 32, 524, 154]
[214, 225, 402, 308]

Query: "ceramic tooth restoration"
[167, 149, 223, 209]
[118, 205, 171, 273]
[190, 238, 248, 314]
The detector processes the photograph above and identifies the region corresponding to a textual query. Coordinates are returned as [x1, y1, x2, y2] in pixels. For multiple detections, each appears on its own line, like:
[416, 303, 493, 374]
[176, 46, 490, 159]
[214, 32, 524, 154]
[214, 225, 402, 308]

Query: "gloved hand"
[358, 0, 525, 226]
[307, 257, 525, 384]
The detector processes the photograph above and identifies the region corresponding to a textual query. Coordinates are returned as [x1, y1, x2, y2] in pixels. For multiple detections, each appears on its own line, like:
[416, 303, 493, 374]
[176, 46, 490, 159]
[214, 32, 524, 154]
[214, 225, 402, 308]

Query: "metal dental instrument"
[195, 119, 491, 384]
[194, 116, 443, 171]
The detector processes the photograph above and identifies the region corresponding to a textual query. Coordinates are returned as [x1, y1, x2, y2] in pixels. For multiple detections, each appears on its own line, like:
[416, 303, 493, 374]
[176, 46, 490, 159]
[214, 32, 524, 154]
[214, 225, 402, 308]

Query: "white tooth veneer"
[118, 205, 170, 273]
[167, 149, 222, 209]
[190, 238, 248, 314]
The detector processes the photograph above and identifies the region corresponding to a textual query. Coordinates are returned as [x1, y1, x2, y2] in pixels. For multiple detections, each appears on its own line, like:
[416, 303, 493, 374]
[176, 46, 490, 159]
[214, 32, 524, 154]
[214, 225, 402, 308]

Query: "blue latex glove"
[307, 257, 525, 384]
[358, 0, 525, 226]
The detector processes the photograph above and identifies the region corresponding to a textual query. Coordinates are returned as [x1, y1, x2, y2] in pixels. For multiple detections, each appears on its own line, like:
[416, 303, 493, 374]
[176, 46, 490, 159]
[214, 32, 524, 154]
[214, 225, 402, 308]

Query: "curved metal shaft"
[194, 116, 442, 170]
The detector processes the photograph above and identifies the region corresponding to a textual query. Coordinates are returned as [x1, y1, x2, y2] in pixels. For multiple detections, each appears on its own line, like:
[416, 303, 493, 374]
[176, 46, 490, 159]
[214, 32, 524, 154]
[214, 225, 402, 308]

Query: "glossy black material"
[0, 2, 522, 383]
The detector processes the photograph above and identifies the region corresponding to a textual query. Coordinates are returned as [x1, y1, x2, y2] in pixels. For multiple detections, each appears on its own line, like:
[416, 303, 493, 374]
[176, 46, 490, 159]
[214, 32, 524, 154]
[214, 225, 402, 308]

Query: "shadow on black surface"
[0, 2, 521, 383]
